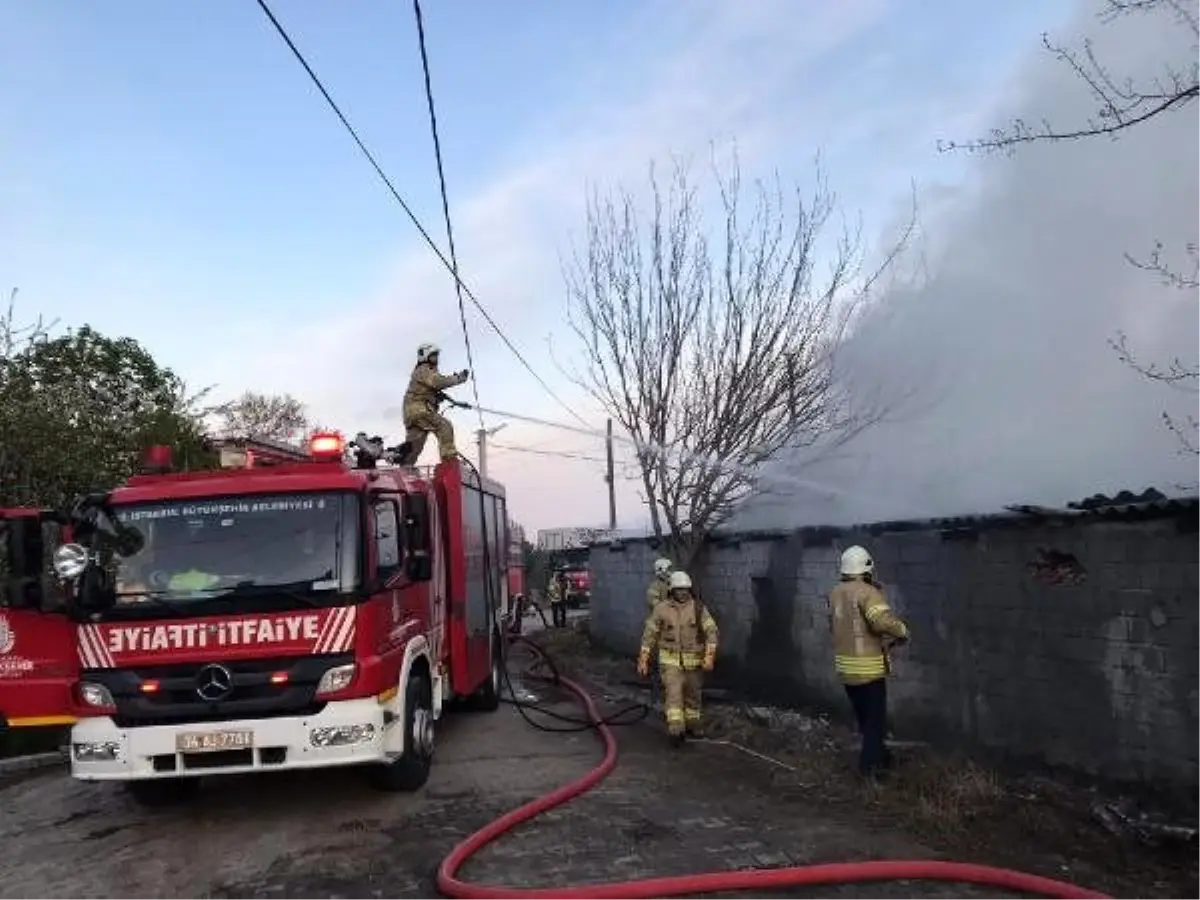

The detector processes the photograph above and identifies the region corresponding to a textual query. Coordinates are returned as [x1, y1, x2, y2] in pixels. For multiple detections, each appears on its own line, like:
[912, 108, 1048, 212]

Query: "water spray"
[424, 400, 849, 502]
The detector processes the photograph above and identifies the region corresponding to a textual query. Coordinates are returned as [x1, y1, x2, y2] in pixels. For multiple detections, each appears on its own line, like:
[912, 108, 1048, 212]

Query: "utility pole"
[605, 418, 617, 530]
[476, 422, 507, 478]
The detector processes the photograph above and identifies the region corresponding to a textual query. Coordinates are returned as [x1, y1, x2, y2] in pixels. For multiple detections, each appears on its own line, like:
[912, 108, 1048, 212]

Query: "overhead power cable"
[487, 442, 607, 464]
[251, 0, 590, 429]
[410, 0, 483, 433]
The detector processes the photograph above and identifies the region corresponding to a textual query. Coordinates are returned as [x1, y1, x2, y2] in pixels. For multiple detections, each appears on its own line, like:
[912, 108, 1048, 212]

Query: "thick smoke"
[738, 0, 1199, 528]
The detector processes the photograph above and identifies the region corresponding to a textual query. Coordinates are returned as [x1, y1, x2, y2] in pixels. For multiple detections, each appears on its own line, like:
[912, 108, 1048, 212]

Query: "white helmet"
[417, 342, 440, 363]
[840, 545, 874, 576]
[653, 557, 673, 577]
[668, 570, 692, 591]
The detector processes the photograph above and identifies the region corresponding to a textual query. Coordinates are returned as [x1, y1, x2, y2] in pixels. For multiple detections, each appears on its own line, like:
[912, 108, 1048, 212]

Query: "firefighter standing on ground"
[646, 557, 672, 612]
[829, 544, 910, 778]
[546, 568, 568, 628]
[398, 342, 470, 465]
[638, 570, 718, 745]
[643, 557, 673, 705]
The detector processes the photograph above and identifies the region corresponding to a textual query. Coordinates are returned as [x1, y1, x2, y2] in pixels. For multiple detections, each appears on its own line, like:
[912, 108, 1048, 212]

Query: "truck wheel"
[125, 778, 200, 808]
[370, 671, 433, 792]
[468, 636, 502, 712]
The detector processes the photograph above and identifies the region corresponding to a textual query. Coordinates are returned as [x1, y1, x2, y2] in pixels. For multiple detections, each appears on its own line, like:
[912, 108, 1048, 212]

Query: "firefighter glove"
[636, 650, 650, 678]
[458, 369, 471, 380]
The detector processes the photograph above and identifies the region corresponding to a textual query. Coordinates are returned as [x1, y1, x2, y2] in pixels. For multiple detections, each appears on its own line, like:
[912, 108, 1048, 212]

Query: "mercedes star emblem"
[195, 663, 234, 702]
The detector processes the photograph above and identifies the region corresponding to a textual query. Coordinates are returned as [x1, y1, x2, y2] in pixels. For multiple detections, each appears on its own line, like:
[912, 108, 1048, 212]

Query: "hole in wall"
[1026, 548, 1088, 586]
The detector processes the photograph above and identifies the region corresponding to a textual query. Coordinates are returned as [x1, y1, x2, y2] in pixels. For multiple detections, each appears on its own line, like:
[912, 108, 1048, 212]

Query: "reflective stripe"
[7, 715, 75, 729]
[659, 650, 703, 668]
[863, 604, 891, 623]
[683, 709, 701, 721]
[665, 708, 685, 723]
[835, 654, 887, 677]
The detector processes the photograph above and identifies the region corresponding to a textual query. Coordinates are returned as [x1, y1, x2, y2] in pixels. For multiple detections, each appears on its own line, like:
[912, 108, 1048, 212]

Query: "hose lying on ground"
[436, 634, 1110, 899]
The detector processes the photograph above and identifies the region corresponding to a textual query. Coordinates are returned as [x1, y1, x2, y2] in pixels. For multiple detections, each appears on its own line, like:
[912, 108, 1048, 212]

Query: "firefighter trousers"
[401, 410, 458, 464]
[844, 677, 893, 776]
[660, 665, 703, 736]
[551, 601, 567, 628]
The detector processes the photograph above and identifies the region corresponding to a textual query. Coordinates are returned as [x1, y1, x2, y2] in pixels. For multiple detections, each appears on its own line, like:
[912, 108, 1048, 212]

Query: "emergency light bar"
[142, 445, 173, 473]
[213, 436, 312, 468]
[308, 432, 345, 461]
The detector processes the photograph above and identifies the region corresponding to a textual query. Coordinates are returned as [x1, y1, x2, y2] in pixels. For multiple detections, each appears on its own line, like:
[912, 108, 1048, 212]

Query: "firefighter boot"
[393, 441, 416, 466]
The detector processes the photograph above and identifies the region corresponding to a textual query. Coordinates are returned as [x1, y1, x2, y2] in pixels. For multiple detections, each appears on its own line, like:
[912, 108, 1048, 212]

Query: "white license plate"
[176, 730, 254, 753]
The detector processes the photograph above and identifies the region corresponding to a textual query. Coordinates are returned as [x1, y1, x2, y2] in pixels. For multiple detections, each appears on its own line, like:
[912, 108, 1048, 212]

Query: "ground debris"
[742, 704, 830, 731]
[533, 622, 1199, 900]
[1092, 797, 1200, 847]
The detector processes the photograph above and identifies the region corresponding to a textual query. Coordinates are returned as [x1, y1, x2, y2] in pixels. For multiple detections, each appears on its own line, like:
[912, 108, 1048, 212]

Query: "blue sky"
[1, 0, 1082, 531]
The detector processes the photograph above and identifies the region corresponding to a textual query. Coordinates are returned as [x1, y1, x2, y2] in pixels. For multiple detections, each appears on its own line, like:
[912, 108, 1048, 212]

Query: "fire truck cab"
[0, 434, 511, 805]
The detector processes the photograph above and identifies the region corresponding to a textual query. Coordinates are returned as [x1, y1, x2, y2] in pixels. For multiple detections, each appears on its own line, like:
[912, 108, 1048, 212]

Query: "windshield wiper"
[218, 579, 340, 608]
[113, 592, 197, 617]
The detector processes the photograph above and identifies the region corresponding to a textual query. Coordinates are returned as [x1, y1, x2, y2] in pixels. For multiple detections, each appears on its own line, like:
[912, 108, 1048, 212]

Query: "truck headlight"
[73, 741, 121, 762]
[309, 724, 376, 747]
[78, 681, 115, 709]
[315, 663, 356, 696]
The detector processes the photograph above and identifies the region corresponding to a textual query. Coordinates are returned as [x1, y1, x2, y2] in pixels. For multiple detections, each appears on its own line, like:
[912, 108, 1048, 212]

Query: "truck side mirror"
[402, 492, 433, 582]
[51, 542, 115, 615]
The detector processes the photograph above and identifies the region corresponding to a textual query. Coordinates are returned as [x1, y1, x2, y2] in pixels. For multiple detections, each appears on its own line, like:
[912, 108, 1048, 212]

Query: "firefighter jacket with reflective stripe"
[828, 578, 909, 685]
[640, 596, 718, 670]
[646, 577, 669, 612]
[402, 362, 467, 421]
[546, 579, 564, 605]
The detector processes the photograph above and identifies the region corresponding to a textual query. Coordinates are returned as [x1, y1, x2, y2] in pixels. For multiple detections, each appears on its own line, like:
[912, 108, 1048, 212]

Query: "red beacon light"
[141, 445, 173, 474]
[308, 432, 345, 461]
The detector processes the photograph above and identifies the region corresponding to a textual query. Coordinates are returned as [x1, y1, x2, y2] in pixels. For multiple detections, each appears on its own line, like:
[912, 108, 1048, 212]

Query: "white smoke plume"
[738, 0, 1199, 528]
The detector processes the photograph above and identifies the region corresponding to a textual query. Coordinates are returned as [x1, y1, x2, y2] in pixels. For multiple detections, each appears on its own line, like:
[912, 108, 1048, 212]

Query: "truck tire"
[467, 635, 502, 712]
[125, 778, 200, 808]
[370, 671, 433, 792]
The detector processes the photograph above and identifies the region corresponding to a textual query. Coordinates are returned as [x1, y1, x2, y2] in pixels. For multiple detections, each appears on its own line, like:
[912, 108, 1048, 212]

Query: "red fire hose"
[436, 661, 1111, 898]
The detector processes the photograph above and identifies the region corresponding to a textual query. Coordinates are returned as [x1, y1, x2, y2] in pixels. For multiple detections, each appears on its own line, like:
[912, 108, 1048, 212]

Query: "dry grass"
[518, 623, 1199, 899]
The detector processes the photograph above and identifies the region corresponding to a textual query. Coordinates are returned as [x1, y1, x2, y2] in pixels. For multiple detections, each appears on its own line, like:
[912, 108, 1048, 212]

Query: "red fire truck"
[0, 433, 511, 805]
[0, 508, 77, 732]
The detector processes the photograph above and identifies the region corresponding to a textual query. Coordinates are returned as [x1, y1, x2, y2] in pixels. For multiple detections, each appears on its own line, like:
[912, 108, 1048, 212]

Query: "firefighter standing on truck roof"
[646, 557, 672, 612]
[397, 342, 470, 466]
[829, 544, 910, 780]
[547, 568, 568, 628]
[638, 570, 718, 746]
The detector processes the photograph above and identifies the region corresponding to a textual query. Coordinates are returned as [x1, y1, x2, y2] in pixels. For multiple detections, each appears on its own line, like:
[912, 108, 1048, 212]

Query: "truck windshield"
[107, 492, 360, 610]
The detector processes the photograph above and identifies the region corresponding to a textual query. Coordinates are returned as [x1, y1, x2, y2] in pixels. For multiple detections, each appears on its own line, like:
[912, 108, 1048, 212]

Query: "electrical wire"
[487, 443, 607, 464]
[446, 397, 847, 501]
[250, 0, 591, 430]
[410, 0, 484, 434]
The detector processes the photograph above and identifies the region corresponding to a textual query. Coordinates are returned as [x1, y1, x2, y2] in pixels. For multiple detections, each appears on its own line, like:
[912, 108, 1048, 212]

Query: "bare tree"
[564, 153, 915, 564]
[939, 0, 1197, 153]
[0, 288, 56, 359]
[215, 390, 310, 442]
[941, 0, 1199, 456]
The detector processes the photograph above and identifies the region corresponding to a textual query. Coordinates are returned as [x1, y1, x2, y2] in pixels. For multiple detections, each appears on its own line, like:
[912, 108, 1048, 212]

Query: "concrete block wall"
[589, 511, 1200, 791]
